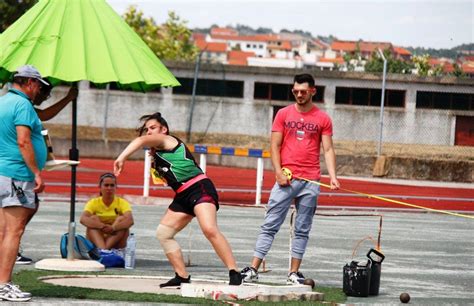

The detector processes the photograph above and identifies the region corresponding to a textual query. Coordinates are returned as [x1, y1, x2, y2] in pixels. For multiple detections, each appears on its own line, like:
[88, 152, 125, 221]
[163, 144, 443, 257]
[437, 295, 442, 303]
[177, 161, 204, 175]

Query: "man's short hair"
[293, 74, 315, 87]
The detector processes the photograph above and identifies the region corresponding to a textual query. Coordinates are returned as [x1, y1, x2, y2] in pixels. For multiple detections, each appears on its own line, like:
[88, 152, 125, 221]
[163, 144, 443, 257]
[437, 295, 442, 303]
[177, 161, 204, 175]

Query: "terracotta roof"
[442, 63, 454, 73]
[211, 34, 270, 42]
[210, 27, 238, 36]
[428, 57, 452, 66]
[462, 61, 474, 73]
[331, 40, 357, 52]
[331, 40, 392, 53]
[359, 41, 392, 53]
[318, 57, 345, 64]
[192, 32, 206, 40]
[227, 50, 255, 66]
[195, 39, 227, 52]
[427, 57, 456, 73]
[311, 39, 330, 50]
[460, 55, 474, 62]
[253, 34, 281, 41]
[393, 46, 411, 56]
[267, 40, 292, 51]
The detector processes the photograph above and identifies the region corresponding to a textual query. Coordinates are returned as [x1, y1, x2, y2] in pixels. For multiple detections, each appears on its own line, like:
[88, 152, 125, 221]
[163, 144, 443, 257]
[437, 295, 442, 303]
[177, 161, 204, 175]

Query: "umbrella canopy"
[0, 0, 180, 261]
[0, 0, 180, 90]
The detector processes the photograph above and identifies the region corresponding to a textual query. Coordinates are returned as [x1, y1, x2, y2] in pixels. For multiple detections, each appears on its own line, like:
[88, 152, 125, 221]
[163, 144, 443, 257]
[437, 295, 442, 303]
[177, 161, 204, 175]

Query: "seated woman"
[80, 173, 134, 250]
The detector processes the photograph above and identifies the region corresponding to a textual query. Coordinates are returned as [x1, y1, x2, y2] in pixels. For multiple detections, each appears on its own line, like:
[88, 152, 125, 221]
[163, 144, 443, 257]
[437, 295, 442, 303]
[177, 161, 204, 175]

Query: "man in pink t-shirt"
[241, 73, 340, 285]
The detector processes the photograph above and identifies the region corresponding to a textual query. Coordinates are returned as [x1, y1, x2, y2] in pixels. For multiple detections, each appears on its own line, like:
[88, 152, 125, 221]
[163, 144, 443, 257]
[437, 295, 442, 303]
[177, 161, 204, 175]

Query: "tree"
[451, 63, 466, 78]
[123, 6, 198, 62]
[365, 49, 413, 74]
[343, 43, 362, 71]
[0, 0, 37, 32]
[412, 54, 431, 76]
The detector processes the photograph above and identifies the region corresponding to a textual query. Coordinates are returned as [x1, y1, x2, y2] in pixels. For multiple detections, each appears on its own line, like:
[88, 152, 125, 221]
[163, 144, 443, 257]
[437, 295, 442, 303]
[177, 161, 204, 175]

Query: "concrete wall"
[39, 63, 474, 147]
[50, 137, 473, 182]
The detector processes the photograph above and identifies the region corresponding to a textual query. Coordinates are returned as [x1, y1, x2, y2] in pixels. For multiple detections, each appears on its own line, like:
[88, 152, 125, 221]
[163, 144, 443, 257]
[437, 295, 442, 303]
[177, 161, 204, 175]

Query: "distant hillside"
[192, 24, 472, 60]
[406, 43, 474, 59]
[192, 24, 335, 43]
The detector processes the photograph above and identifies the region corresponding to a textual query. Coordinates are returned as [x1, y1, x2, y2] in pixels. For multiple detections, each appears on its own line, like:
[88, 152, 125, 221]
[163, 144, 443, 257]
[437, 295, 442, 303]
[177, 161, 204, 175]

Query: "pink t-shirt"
[272, 104, 333, 180]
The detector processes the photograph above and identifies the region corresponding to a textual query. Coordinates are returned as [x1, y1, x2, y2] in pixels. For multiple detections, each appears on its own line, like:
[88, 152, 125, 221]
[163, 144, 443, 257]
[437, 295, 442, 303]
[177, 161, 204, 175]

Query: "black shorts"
[169, 178, 219, 216]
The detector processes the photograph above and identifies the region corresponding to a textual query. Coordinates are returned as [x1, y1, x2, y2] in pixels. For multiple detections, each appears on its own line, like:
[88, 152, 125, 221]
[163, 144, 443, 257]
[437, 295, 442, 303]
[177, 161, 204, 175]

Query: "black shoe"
[159, 273, 190, 288]
[229, 269, 243, 286]
[15, 253, 32, 265]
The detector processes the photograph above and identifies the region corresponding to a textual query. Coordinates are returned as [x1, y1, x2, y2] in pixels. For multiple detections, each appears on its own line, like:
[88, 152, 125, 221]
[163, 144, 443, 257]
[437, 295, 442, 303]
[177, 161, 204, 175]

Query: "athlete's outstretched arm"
[114, 134, 168, 175]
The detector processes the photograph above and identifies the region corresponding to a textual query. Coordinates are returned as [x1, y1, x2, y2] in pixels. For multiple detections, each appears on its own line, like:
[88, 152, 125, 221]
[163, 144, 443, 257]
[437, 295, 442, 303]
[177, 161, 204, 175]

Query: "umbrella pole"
[67, 84, 79, 260]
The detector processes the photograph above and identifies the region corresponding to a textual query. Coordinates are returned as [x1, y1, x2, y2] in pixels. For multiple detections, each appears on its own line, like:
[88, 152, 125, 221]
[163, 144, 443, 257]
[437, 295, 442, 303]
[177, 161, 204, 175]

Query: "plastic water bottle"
[124, 233, 136, 269]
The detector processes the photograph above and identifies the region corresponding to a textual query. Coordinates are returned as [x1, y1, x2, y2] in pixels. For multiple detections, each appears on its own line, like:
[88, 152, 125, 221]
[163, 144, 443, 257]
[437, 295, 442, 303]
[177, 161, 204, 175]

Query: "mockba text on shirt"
[284, 120, 320, 133]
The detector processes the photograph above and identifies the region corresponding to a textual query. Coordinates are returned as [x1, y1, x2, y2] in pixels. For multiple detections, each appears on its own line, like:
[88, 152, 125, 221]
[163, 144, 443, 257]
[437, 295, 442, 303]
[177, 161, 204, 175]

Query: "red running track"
[42, 158, 474, 212]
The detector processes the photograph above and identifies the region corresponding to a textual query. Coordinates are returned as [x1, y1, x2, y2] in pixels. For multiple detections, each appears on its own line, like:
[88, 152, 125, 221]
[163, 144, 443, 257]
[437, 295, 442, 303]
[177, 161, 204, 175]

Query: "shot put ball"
[303, 278, 315, 289]
[400, 292, 410, 303]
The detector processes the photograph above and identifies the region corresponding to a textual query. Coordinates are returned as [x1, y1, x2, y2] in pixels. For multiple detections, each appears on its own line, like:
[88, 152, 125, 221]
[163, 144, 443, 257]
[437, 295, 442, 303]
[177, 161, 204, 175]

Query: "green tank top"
[152, 136, 203, 191]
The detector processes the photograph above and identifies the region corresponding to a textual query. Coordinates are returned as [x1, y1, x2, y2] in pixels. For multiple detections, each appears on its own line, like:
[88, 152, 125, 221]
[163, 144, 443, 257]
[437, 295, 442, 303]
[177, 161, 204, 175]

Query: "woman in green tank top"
[114, 112, 242, 287]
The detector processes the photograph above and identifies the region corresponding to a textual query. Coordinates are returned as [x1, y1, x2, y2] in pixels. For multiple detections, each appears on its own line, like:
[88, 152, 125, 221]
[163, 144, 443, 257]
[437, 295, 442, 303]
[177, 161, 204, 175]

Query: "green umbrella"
[0, 0, 179, 89]
[0, 0, 180, 261]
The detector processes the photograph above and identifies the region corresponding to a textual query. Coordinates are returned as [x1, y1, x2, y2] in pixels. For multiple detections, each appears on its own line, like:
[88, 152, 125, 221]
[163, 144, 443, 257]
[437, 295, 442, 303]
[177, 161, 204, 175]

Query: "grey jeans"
[254, 179, 320, 260]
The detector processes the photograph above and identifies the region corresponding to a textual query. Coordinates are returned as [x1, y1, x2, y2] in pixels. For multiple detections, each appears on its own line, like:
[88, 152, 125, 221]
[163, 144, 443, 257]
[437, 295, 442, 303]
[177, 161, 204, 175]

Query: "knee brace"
[156, 224, 180, 254]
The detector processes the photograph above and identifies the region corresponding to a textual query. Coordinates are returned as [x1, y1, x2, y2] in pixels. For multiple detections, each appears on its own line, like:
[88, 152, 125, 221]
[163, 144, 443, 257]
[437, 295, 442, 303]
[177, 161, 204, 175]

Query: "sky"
[107, 0, 473, 50]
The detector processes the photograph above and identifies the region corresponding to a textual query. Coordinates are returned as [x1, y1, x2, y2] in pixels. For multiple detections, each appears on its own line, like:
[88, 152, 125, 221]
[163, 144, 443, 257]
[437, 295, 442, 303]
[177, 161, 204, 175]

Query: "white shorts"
[0, 175, 37, 209]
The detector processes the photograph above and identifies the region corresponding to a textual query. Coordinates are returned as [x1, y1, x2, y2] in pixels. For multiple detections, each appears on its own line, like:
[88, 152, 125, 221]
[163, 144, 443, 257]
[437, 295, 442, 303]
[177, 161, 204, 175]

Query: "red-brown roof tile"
[227, 50, 255, 66]
[192, 32, 206, 40]
[268, 40, 292, 51]
[331, 40, 392, 53]
[462, 61, 474, 73]
[394, 46, 411, 56]
[210, 27, 238, 36]
[211, 34, 270, 42]
[318, 57, 345, 64]
[195, 39, 227, 52]
[359, 41, 392, 53]
[331, 40, 357, 52]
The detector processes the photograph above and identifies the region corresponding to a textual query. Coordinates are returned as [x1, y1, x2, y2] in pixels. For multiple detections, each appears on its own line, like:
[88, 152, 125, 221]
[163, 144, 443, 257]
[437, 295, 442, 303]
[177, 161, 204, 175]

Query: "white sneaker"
[287, 271, 305, 285]
[240, 266, 259, 283]
[0, 282, 32, 302]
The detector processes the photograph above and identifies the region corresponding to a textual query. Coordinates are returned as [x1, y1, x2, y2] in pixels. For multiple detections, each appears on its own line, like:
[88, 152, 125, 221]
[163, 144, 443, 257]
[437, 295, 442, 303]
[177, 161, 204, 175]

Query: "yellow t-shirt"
[84, 196, 132, 225]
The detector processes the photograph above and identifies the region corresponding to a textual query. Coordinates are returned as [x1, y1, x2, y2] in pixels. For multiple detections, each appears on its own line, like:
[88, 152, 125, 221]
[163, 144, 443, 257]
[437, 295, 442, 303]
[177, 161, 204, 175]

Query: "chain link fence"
[327, 80, 474, 161]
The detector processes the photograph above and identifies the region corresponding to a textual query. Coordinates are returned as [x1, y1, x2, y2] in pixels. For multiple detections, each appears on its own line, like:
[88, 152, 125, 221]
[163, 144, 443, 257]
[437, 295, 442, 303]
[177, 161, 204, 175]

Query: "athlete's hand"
[113, 159, 124, 176]
[276, 170, 290, 186]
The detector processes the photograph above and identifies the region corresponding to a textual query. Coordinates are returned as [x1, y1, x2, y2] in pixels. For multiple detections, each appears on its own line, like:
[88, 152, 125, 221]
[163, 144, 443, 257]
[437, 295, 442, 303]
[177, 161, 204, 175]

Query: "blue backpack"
[60, 233, 101, 260]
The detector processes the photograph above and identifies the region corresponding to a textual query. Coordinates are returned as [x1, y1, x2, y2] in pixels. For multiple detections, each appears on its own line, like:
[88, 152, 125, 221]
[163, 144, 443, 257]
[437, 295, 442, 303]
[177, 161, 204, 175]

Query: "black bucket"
[367, 248, 385, 296]
[343, 259, 372, 297]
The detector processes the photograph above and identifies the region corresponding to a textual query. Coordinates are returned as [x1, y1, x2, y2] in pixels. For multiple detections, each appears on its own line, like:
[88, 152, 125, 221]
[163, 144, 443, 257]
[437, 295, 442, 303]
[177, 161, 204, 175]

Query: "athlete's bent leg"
[158, 209, 193, 278]
[194, 202, 238, 270]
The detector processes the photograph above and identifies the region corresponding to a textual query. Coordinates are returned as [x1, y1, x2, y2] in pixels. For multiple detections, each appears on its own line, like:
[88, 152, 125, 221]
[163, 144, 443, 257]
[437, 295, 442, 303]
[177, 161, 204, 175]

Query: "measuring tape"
[281, 167, 474, 220]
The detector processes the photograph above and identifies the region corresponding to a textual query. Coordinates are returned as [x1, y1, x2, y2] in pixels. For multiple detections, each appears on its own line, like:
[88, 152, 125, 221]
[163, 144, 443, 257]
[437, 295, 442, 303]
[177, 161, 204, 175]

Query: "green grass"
[13, 270, 346, 305]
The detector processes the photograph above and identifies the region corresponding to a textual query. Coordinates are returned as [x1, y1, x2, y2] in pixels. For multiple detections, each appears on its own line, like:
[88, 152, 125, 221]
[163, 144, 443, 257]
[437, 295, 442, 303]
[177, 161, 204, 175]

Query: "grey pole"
[186, 51, 203, 143]
[102, 83, 110, 142]
[377, 48, 387, 157]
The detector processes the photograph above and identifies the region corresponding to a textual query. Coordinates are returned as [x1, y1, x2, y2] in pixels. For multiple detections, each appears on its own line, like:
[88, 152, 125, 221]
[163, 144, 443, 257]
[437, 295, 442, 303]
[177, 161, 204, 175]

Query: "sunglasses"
[103, 183, 116, 187]
[292, 89, 312, 95]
